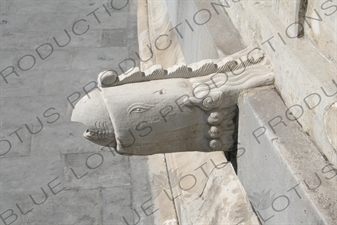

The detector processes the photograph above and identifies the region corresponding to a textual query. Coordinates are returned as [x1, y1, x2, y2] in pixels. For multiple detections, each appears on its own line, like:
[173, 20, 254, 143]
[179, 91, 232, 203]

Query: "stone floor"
[0, 0, 141, 224]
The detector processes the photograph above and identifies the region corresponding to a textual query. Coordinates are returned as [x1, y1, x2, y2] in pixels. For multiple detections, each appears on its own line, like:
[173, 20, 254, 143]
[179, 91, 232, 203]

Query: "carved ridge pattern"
[95, 121, 111, 141]
[98, 46, 268, 87]
[84, 121, 115, 146]
[203, 92, 223, 108]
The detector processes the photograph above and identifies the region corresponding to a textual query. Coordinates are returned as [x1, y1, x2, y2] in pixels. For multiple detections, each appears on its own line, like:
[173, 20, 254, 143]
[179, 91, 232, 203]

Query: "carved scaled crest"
[98, 46, 266, 88]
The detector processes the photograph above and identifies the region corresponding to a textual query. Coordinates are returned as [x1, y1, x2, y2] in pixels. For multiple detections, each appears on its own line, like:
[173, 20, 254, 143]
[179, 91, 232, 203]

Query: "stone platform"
[238, 86, 337, 224]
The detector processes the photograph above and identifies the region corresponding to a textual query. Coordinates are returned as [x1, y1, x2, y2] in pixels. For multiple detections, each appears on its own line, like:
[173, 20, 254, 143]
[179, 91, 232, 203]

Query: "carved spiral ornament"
[203, 96, 215, 108]
[209, 139, 222, 151]
[202, 92, 223, 109]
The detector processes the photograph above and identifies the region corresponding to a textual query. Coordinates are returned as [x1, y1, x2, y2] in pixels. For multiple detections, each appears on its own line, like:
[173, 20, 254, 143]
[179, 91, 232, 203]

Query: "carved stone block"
[71, 46, 274, 155]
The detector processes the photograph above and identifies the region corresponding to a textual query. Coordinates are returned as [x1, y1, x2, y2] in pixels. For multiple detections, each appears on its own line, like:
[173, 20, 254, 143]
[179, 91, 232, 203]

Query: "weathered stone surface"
[30, 123, 102, 156]
[137, 0, 154, 71]
[0, 194, 36, 224]
[0, 95, 67, 126]
[72, 46, 128, 70]
[102, 187, 134, 225]
[0, 70, 44, 98]
[51, 29, 103, 49]
[324, 101, 337, 150]
[1, 13, 75, 32]
[0, 0, 11, 15]
[38, 69, 103, 97]
[0, 48, 73, 72]
[0, 125, 32, 158]
[0, 156, 65, 196]
[102, 29, 128, 47]
[222, 0, 337, 165]
[165, 151, 260, 224]
[238, 87, 337, 225]
[1, 30, 51, 50]
[71, 45, 274, 155]
[270, 0, 302, 37]
[25, 189, 102, 225]
[128, 156, 156, 225]
[133, 154, 178, 225]
[306, 0, 337, 66]
[0, 1, 140, 224]
[64, 150, 131, 190]
[5, 0, 334, 224]
[165, 0, 246, 63]
[146, 0, 185, 68]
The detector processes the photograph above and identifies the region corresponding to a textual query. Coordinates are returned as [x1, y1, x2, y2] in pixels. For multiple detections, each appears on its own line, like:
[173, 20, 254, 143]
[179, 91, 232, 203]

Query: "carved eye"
[132, 107, 146, 113]
[127, 103, 155, 114]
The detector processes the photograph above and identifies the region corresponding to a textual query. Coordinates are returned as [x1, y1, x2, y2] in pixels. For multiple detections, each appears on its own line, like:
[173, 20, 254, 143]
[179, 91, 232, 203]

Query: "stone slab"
[0, 194, 36, 224]
[26, 189, 101, 225]
[0, 189, 101, 225]
[102, 186, 133, 225]
[7, 1, 66, 15]
[1, 30, 51, 50]
[146, 0, 185, 68]
[165, 151, 260, 225]
[164, 0, 246, 63]
[0, 0, 138, 224]
[221, 0, 337, 165]
[0, 13, 74, 32]
[306, 0, 337, 65]
[37, 69, 102, 98]
[270, 0, 302, 37]
[0, 155, 65, 196]
[30, 123, 102, 156]
[128, 156, 156, 225]
[0, 0, 11, 15]
[128, 154, 178, 225]
[0, 69, 45, 98]
[237, 86, 337, 225]
[0, 48, 73, 73]
[72, 46, 128, 71]
[64, 150, 131, 190]
[0, 125, 32, 158]
[0, 95, 68, 126]
[50, 29, 103, 49]
[102, 29, 128, 47]
[78, 11, 129, 30]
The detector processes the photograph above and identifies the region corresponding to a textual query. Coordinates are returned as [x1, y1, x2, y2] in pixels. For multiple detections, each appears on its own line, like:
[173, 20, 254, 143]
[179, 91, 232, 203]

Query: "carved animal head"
[71, 46, 274, 155]
[71, 89, 116, 148]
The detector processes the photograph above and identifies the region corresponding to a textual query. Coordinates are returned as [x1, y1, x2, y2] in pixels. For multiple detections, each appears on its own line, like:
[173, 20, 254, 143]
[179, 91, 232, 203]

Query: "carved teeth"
[118, 67, 143, 84]
[166, 64, 191, 78]
[143, 64, 166, 80]
[188, 59, 218, 77]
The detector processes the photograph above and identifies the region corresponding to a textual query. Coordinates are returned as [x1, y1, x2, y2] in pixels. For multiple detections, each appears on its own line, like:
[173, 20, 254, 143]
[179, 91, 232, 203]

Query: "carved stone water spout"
[71, 46, 274, 155]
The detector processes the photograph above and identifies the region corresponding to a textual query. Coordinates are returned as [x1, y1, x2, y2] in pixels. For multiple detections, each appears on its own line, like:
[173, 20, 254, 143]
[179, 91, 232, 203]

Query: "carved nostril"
[86, 129, 89, 133]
